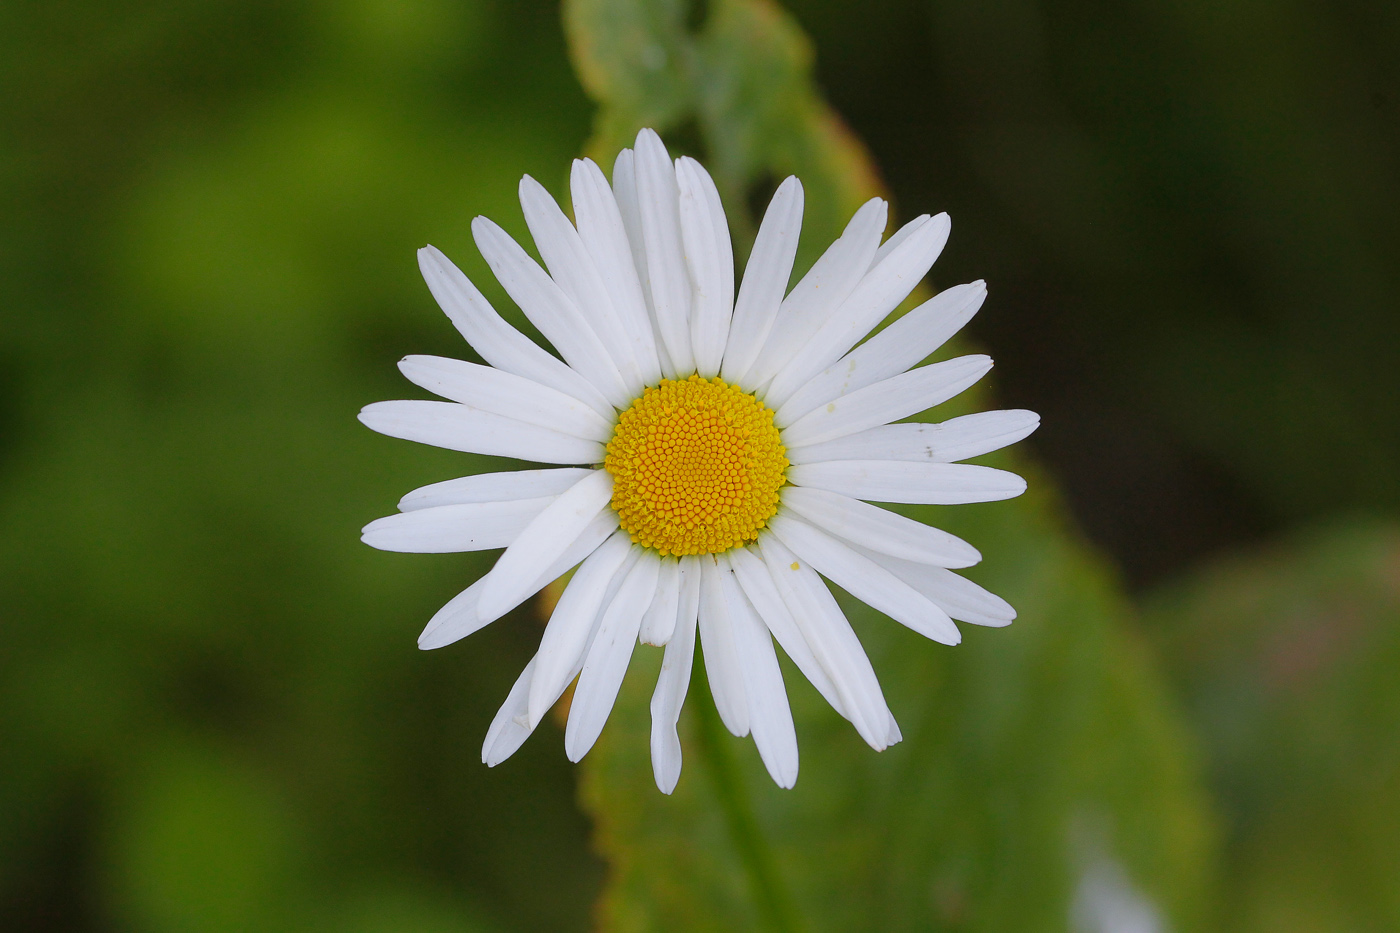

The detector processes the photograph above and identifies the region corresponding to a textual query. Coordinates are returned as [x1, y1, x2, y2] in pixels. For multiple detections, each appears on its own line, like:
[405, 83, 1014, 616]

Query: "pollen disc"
[605, 375, 788, 557]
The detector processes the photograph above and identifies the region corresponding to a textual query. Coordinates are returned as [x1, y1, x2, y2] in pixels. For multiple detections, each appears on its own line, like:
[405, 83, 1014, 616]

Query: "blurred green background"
[2, 0, 1396, 931]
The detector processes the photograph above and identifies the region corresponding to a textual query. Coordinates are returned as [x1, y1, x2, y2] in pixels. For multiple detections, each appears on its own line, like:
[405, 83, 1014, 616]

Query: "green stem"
[692, 671, 804, 933]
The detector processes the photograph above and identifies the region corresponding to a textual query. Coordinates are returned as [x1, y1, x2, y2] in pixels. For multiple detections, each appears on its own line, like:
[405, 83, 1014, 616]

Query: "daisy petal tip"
[653, 760, 680, 795]
[416, 626, 457, 651]
[886, 717, 903, 747]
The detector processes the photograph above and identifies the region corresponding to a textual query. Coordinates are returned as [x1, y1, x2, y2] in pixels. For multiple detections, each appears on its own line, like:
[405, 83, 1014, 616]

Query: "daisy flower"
[361, 128, 1038, 793]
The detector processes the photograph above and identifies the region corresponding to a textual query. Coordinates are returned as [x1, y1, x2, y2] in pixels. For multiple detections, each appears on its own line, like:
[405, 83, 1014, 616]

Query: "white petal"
[565, 550, 660, 760]
[765, 213, 951, 407]
[779, 486, 981, 568]
[478, 469, 616, 623]
[787, 410, 1040, 465]
[633, 129, 695, 375]
[778, 355, 993, 447]
[417, 246, 613, 417]
[359, 400, 604, 464]
[718, 555, 799, 788]
[482, 657, 538, 766]
[851, 544, 1017, 626]
[472, 216, 631, 407]
[767, 512, 961, 645]
[746, 198, 887, 389]
[526, 529, 635, 725]
[519, 175, 644, 393]
[398, 468, 592, 512]
[676, 156, 734, 377]
[755, 536, 897, 750]
[698, 557, 749, 737]
[721, 176, 803, 385]
[773, 281, 987, 423]
[727, 547, 845, 716]
[417, 508, 617, 650]
[868, 212, 929, 270]
[639, 556, 681, 646]
[787, 460, 1028, 504]
[362, 497, 554, 553]
[611, 148, 676, 377]
[572, 157, 663, 385]
[398, 355, 614, 441]
[650, 563, 699, 794]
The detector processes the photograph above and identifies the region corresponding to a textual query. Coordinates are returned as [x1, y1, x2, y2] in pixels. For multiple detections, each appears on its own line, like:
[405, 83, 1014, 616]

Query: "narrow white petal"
[773, 281, 987, 423]
[481, 541, 627, 766]
[787, 460, 1027, 504]
[359, 400, 604, 464]
[728, 547, 846, 717]
[472, 217, 631, 407]
[519, 175, 644, 393]
[565, 551, 660, 760]
[768, 512, 962, 645]
[765, 213, 951, 407]
[721, 176, 803, 384]
[572, 157, 663, 384]
[698, 557, 749, 737]
[779, 356, 993, 447]
[718, 556, 799, 787]
[746, 198, 887, 388]
[649, 567, 699, 794]
[611, 148, 674, 372]
[722, 546, 840, 711]
[756, 536, 897, 750]
[398, 355, 614, 442]
[780, 486, 981, 568]
[482, 657, 538, 766]
[639, 556, 681, 646]
[478, 469, 616, 623]
[851, 544, 1017, 626]
[417, 508, 617, 650]
[417, 246, 613, 417]
[398, 468, 592, 512]
[362, 497, 554, 553]
[677, 555, 703, 636]
[633, 129, 695, 375]
[868, 212, 929, 270]
[526, 529, 635, 725]
[786, 410, 1041, 465]
[676, 157, 734, 377]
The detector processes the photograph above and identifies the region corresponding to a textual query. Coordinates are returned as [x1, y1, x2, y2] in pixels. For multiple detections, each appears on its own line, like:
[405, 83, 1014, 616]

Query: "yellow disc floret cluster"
[605, 375, 788, 556]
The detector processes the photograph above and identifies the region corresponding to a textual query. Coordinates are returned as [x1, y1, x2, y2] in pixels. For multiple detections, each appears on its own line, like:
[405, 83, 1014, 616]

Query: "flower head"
[361, 128, 1038, 792]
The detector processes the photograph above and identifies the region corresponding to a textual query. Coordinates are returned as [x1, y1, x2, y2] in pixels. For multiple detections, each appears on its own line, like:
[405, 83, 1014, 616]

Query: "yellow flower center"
[605, 375, 788, 556]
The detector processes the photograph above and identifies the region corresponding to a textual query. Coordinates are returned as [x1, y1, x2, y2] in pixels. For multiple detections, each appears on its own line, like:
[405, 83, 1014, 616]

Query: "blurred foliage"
[2, 0, 1397, 930]
[569, 2, 1213, 931]
[1145, 520, 1400, 932]
[1, 1, 604, 930]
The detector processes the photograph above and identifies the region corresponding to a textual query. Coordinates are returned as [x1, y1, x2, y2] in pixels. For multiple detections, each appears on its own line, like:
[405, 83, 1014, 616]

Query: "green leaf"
[1144, 520, 1400, 932]
[565, 1, 1217, 929]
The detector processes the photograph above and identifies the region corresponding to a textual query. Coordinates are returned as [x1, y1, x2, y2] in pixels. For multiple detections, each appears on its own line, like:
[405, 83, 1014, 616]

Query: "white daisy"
[361, 128, 1038, 793]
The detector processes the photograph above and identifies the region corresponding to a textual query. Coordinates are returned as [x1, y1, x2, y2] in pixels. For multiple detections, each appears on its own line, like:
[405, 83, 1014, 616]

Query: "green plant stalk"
[691, 664, 804, 933]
